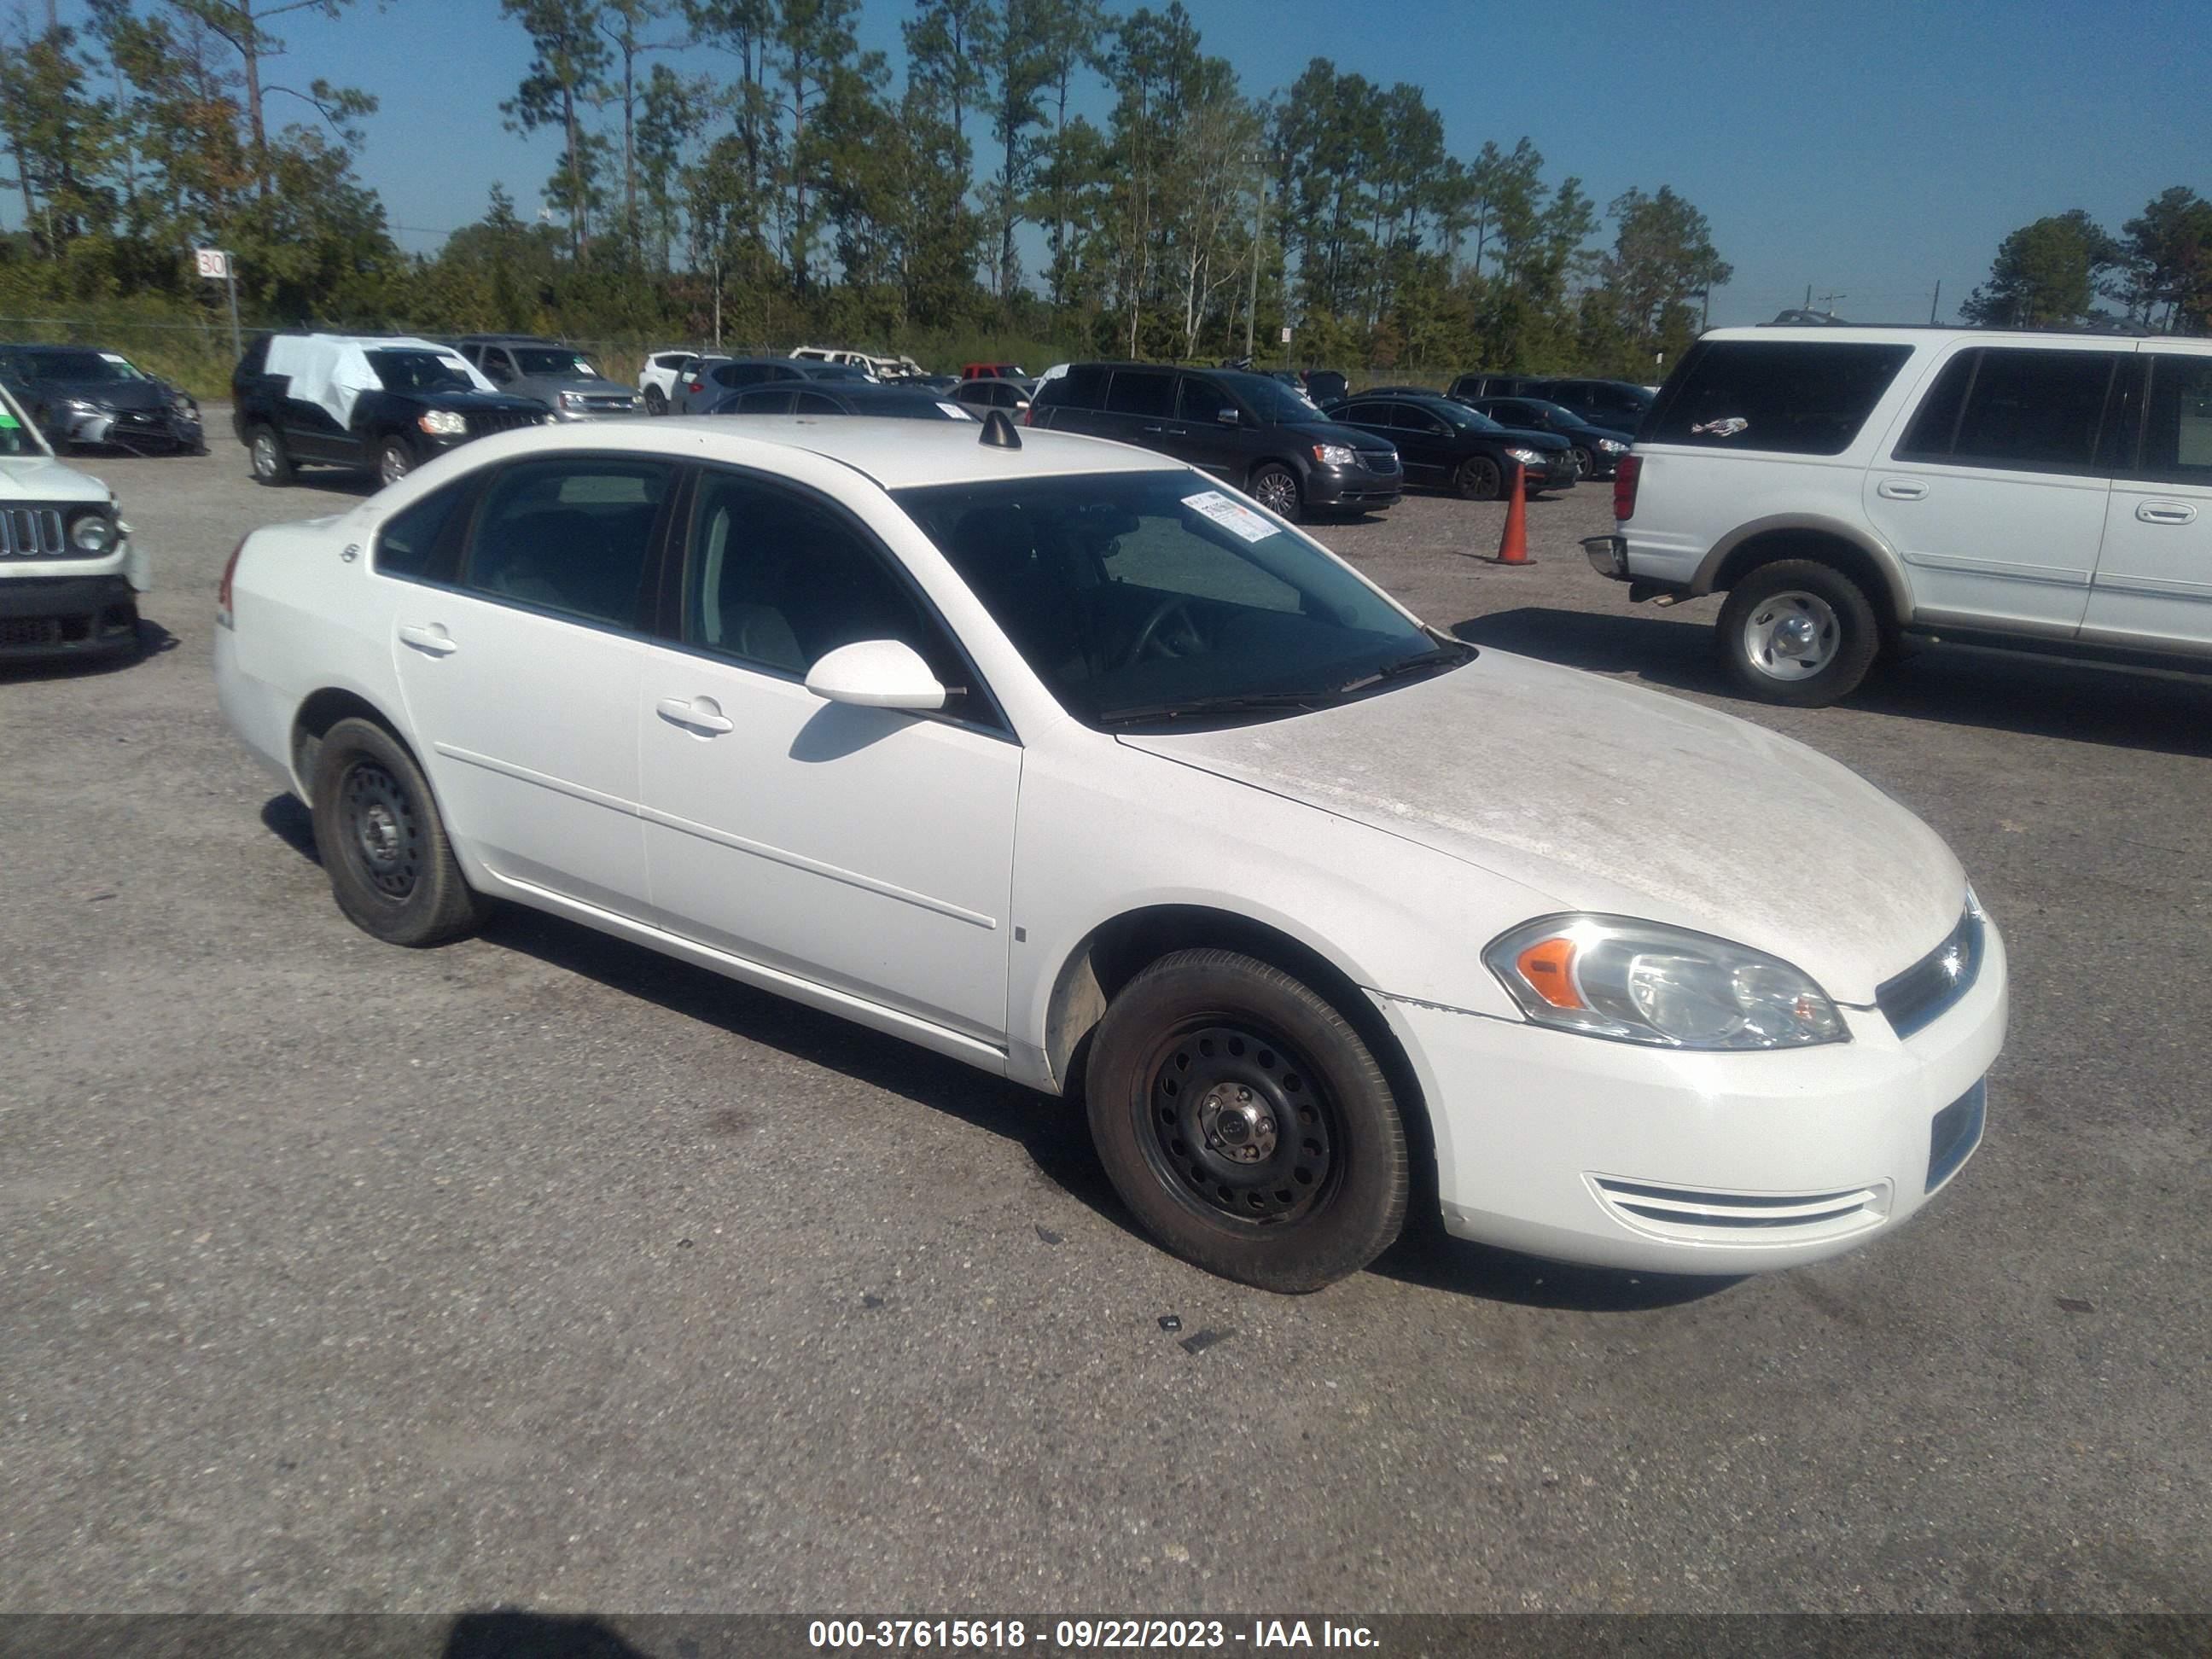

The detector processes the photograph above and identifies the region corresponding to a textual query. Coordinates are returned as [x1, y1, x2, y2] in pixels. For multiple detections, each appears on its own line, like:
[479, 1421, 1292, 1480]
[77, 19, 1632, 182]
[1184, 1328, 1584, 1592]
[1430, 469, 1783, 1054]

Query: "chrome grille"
[1877, 909, 1983, 1039]
[0, 505, 66, 557]
[468, 410, 544, 435]
[1359, 451, 1401, 475]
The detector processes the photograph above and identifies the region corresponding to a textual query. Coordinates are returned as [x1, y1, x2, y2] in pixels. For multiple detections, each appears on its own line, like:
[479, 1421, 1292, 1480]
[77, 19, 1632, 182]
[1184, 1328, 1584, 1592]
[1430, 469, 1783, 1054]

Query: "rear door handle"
[399, 624, 457, 657]
[2138, 500, 2198, 525]
[1139, 425, 1164, 434]
[656, 696, 734, 735]
[1877, 479, 1929, 501]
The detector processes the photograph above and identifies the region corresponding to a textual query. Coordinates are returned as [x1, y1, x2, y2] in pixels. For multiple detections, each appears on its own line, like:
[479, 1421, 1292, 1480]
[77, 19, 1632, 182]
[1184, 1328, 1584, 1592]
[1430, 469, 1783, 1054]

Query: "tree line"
[1963, 189, 2212, 333]
[1, 0, 1741, 381]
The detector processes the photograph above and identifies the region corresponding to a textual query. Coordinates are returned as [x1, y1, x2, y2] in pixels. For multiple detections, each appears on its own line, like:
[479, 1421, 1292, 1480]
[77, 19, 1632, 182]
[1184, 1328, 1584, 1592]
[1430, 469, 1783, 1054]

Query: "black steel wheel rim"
[1470, 457, 1501, 498]
[341, 760, 422, 900]
[1253, 472, 1297, 515]
[1136, 1018, 1341, 1227]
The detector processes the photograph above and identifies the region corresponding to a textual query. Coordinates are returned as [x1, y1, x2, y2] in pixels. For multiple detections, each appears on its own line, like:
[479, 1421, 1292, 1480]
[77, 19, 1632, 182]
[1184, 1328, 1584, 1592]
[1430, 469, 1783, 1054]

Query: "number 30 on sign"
[195, 249, 230, 280]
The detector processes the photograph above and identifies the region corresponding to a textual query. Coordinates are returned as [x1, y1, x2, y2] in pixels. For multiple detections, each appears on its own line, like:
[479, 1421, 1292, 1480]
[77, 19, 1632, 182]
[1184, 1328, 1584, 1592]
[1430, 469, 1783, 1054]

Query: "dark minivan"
[1028, 364, 1400, 521]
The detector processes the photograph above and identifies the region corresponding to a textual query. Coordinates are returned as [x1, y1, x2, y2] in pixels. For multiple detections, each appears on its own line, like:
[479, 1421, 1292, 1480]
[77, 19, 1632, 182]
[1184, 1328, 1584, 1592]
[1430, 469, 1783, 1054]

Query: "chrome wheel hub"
[1743, 591, 1841, 681]
[1198, 1083, 1278, 1164]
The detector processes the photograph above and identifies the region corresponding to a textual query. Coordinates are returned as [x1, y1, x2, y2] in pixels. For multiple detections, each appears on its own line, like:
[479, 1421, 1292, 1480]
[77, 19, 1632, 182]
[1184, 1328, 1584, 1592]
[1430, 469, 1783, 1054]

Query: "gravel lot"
[3, 417, 2208, 1616]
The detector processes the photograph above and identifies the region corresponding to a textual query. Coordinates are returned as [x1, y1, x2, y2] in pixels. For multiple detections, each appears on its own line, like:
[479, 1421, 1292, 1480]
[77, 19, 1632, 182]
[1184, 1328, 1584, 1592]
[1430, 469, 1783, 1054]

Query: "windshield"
[895, 471, 1465, 727]
[369, 350, 476, 393]
[1222, 372, 1323, 423]
[1525, 399, 1586, 427]
[26, 350, 148, 383]
[512, 347, 602, 378]
[1429, 399, 1503, 433]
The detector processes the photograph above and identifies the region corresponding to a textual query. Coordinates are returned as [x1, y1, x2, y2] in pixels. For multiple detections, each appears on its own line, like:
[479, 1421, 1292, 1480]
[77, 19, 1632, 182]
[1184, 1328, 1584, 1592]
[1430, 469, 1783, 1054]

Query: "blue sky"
[26, 0, 2212, 327]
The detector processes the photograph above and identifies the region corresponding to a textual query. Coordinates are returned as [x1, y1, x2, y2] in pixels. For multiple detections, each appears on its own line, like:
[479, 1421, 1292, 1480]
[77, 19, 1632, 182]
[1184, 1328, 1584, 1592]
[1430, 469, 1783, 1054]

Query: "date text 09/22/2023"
[808, 1619, 1381, 1650]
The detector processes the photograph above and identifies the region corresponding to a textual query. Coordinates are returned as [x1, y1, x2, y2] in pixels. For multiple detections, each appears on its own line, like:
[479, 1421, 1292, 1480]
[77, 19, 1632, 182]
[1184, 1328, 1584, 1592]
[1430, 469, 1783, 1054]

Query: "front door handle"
[2138, 500, 2198, 525]
[399, 623, 457, 657]
[1877, 479, 1930, 501]
[1138, 424, 1164, 434]
[656, 696, 734, 735]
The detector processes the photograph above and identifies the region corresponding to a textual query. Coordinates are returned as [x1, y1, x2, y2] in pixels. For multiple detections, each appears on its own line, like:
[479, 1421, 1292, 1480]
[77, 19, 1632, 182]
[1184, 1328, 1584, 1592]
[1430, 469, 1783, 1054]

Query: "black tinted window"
[1649, 343, 1913, 455]
[1045, 364, 1106, 407]
[735, 387, 795, 413]
[1176, 377, 1229, 422]
[795, 390, 843, 414]
[375, 480, 473, 581]
[2139, 354, 2212, 483]
[1947, 349, 2120, 470]
[1895, 352, 1976, 458]
[1335, 402, 1386, 426]
[1106, 370, 1173, 416]
[684, 471, 965, 688]
[463, 458, 672, 627]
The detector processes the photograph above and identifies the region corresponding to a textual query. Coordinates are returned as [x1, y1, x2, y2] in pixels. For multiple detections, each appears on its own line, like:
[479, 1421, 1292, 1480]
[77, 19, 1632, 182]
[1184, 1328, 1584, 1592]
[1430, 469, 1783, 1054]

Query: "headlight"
[63, 397, 100, 414]
[1598, 438, 1628, 452]
[559, 390, 586, 410]
[1312, 442, 1358, 466]
[1484, 915, 1847, 1050]
[1505, 446, 1545, 466]
[68, 511, 116, 554]
[172, 393, 199, 416]
[416, 410, 468, 436]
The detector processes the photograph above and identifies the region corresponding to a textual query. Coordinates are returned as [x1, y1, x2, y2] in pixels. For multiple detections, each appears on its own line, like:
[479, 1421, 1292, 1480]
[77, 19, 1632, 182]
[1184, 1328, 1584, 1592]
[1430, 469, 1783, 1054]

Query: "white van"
[1585, 325, 2212, 705]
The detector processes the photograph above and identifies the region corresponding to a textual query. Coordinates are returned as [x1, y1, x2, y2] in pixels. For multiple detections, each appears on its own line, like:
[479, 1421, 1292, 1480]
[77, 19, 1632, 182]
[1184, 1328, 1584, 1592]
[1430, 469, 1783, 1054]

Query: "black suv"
[1447, 372, 1549, 401]
[1533, 377, 1655, 433]
[232, 332, 549, 487]
[1027, 363, 1400, 521]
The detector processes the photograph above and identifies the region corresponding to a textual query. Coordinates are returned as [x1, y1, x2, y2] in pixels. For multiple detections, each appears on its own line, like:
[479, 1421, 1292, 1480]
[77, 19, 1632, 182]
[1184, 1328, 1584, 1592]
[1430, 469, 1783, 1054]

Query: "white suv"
[0, 381, 147, 661]
[1586, 325, 2212, 705]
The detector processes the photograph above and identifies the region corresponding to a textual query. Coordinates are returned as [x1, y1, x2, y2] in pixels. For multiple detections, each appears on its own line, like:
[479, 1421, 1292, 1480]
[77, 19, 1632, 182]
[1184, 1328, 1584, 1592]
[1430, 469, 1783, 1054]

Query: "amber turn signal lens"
[1515, 937, 1585, 1009]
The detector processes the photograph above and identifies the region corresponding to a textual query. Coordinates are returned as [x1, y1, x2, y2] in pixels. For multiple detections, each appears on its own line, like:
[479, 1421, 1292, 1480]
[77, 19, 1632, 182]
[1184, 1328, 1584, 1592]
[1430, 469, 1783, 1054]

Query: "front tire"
[1569, 445, 1594, 479]
[310, 717, 490, 947]
[1717, 559, 1883, 707]
[376, 438, 415, 487]
[1248, 463, 1303, 523]
[1086, 949, 1408, 1292]
[1455, 456, 1502, 499]
[247, 424, 293, 486]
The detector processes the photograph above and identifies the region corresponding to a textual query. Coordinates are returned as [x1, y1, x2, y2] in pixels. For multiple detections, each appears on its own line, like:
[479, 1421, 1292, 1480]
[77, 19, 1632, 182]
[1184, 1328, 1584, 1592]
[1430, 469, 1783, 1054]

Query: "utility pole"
[1803, 283, 1812, 310]
[1930, 280, 1941, 323]
[1816, 290, 1847, 315]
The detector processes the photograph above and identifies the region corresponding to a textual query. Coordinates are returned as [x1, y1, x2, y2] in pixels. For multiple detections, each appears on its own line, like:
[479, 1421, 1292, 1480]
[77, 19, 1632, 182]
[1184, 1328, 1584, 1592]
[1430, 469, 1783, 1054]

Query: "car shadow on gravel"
[1454, 605, 2212, 759]
[0, 616, 178, 682]
[1371, 1220, 1740, 1311]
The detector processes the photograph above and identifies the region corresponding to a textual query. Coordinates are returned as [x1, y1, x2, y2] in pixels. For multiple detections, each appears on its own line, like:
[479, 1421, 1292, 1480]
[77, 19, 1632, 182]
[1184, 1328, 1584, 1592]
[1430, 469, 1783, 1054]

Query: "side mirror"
[1217, 407, 1240, 426]
[804, 639, 946, 712]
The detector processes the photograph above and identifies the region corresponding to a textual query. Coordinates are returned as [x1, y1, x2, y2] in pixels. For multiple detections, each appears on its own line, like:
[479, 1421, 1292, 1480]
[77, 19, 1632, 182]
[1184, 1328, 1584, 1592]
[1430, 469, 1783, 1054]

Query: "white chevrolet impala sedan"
[215, 414, 2005, 1291]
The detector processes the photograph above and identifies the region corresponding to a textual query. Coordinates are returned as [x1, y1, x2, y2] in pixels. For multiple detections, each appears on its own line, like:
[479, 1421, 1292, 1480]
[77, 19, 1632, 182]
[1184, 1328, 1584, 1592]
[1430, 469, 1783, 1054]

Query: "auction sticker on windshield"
[1182, 490, 1276, 543]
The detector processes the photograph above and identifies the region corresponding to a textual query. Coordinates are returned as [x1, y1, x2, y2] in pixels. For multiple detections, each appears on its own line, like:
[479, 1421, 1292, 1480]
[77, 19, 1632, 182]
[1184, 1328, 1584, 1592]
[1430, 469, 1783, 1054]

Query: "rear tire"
[247, 424, 293, 486]
[1717, 559, 1883, 707]
[1085, 949, 1408, 1293]
[643, 384, 667, 415]
[310, 717, 491, 947]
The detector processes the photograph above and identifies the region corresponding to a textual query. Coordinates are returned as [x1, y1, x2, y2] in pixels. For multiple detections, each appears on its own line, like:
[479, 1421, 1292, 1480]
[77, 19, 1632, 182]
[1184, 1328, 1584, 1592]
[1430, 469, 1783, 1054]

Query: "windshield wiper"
[1095, 690, 1330, 726]
[1327, 643, 1473, 696]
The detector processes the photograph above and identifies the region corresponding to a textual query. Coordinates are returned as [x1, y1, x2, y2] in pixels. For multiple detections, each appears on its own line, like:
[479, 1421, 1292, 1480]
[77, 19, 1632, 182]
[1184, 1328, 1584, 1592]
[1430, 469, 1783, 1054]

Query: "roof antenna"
[979, 407, 1022, 449]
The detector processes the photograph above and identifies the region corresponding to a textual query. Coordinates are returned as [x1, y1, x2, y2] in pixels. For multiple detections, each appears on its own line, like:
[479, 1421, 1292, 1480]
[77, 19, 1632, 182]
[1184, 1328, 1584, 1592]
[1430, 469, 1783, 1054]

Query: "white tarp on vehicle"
[263, 334, 492, 427]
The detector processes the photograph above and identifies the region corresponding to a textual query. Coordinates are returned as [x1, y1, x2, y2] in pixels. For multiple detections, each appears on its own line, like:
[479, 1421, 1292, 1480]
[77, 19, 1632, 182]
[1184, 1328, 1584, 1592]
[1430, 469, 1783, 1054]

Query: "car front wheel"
[1569, 445, 1594, 478]
[1717, 559, 1883, 707]
[376, 438, 415, 487]
[1086, 949, 1409, 1293]
[247, 424, 294, 486]
[1455, 456, 1503, 499]
[1248, 464, 1303, 522]
[310, 717, 491, 946]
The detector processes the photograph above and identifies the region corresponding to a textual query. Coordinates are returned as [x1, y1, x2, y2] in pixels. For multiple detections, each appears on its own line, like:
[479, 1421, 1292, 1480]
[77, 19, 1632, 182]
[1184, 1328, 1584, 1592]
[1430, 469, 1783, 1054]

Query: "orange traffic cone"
[1494, 462, 1531, 566]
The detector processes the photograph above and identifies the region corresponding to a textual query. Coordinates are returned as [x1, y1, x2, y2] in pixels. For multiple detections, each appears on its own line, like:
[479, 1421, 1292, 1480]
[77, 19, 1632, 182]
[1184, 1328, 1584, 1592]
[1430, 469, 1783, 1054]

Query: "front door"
[637, 467, 1021, 1041]
[388, 452, 676, 915]
[2087, 349, 2212, 649]
[1864, 344, 2128, 634]
[1173, 373, 1246, 480]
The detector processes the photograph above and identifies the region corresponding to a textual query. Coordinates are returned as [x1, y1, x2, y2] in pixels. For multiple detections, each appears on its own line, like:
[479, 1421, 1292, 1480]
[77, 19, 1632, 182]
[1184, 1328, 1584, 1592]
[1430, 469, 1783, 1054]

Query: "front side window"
[2139, 354, 2212, 483]
[461, 457, 673, 628]
[895, 470, 1459, 728]
[1648, 342, 1913, 455]
[512, 347, 602, 379]
[368, 350, 476, 394]
[736, 387, 795, 413]
[684, 470, 969, 696]
[795, 390, 843, 415]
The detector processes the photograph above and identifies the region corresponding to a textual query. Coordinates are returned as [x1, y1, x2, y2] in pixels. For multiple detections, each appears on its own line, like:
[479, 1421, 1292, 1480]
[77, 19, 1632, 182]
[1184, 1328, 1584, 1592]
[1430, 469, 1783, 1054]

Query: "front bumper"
[1309, 463, 1402, 511]
[1373, 917, 2008, 1273]
[1516, 457, 1578, 492]
[59, 406, 202, 452]
[0, 573, 140, 658]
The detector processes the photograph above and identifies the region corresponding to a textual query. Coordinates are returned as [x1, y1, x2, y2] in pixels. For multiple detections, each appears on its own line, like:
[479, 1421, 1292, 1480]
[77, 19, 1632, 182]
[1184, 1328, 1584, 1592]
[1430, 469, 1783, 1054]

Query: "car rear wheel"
[643, 384, 667, 415]
[1248, 464, 1303, 522]
[376, 439, 414, 487]
[1717, 559, 1883, 707]
[247, 425, 293, 486]
[310, 717, 491, 947]
[1085, 949, 1409, 1293]
[1455, 456, 1502, 499]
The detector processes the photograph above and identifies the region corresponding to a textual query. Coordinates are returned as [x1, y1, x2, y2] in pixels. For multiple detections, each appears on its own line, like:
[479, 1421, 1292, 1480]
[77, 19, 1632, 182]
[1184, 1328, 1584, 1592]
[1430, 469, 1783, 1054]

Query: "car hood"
[410, 389, 547, 413]
[38, 378, 177, 410]
[1293, 420, 1394, 454]
[0, 452, 108, 503]
[1116, 650, 1965, 1004]
[1485, 427, 1571, 453]
[516, 375, 635, 398]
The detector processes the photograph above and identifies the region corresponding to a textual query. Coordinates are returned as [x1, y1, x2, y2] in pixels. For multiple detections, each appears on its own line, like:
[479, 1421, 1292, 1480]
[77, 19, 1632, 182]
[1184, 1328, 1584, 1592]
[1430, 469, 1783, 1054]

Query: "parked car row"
[0, 343, 205, 456]
[0, 378, 148, 661]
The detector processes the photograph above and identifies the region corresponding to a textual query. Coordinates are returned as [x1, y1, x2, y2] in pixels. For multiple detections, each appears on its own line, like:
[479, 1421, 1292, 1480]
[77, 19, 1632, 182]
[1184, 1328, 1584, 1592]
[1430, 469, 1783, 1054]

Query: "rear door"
[1866, 343, 2129, 635]
[388, 452, 676, 916]
[1102, 366, 1179, 453]
[2086, 348, 2212, 649]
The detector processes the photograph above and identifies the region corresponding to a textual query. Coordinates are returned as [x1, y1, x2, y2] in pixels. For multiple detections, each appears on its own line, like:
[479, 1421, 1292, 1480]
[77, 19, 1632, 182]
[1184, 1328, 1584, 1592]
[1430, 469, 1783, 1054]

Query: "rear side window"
[795, 390, 842, 415]
[375, 479, 474, 581]
[1040, 364, 1104, 407]
[1648, 342, 1913, 455]
[2137, 354, 2212, 483]
[461, 457, 675, 629]
[1106, 370, 1173, 417]
[737, 387, 795, 414]
[1895, 348, 2123, 472]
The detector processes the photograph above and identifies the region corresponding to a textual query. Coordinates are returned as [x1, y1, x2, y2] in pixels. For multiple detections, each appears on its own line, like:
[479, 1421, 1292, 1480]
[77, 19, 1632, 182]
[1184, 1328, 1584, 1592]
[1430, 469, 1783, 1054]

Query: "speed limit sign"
[194, 248, 230, 280]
